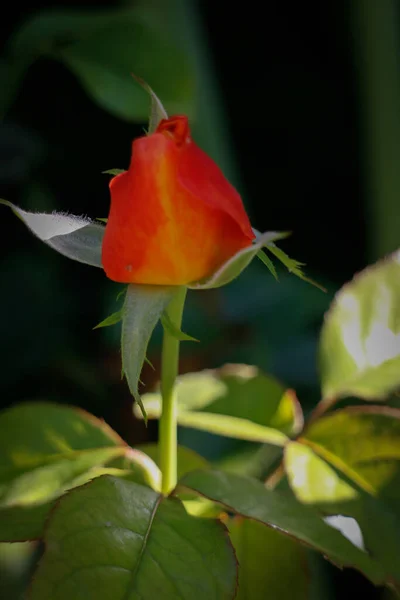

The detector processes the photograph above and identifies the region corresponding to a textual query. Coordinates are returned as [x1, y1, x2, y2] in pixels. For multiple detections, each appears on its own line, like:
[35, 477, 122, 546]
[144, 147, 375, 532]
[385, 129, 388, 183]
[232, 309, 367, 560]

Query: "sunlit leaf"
[285, 406, 400, 586]
[0, 200, 104, 268]
[135, 364, 302, 439]
[179, 470, 385, 585]
[320, 249, 400, 400]
[121, 284, 175, 422]
[136, 444, 215, 518]
[0, 402, 126, 509]
[30, 477, 237, 599]
[174, 411, 289, 446]
[0, 402, 158, 541]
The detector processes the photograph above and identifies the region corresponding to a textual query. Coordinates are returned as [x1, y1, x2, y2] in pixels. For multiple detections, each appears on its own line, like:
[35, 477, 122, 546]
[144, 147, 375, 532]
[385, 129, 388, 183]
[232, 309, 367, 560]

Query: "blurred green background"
[0, 0, 399, 598]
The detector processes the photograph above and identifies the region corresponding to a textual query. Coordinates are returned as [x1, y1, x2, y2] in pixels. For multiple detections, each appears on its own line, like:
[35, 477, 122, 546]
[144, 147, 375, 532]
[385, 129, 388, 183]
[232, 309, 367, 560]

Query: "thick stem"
[351, 0, 400, 260]
[159, 286, 187, 494]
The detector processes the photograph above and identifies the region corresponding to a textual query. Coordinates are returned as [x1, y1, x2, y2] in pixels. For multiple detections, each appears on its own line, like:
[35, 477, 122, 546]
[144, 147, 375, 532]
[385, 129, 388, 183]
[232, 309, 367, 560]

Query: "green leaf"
[93, 309, 122, 330]
[200, 367, 303, 435]
[135, 364, 303, 441]
[266, 243, 326, 291]
[0, 402, 159, 541]
[256, 249, 278, 280]
[0, 200, 104, 268]
[0, 402, 126, 508]
[0, 502, 54, 542]
[60, 22, 191, 123]
[161, 311, 198, 342]
[179, 470, 385, 585]
[108, 449, 162, 492]
[102, 169, 126, 176]
[174, 412, 289, 446]
[30, 476, 237, 599]
[285, 406, 400, 586]
[121, 284, 175, 422]
[8, 8, 193, 122]
[136, 370, 228, 417]
[320, 249, 400, 400]
[189, 231, 288, 289]
[229, 516, 310, 600]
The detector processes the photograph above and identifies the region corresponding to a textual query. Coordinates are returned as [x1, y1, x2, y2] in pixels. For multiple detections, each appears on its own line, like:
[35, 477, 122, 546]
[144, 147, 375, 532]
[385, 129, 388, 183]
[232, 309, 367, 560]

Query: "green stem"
[159, 286, 187, 494]
[351, 0, 400, 260]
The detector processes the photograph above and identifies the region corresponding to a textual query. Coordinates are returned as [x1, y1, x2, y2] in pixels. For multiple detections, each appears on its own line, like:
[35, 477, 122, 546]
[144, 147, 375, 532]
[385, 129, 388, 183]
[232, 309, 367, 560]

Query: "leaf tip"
[135, 394, 148, 426]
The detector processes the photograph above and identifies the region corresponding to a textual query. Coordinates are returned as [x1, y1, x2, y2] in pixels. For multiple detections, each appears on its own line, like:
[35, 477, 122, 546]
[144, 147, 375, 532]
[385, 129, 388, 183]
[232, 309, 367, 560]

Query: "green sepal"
[161, 310, 199, 342]
[256, 250, 278, 280]
[266, 243, 326, 291]
[93, 310, 122, 330]
[102, 169, 126, 176]
[121, 284, 176, 423]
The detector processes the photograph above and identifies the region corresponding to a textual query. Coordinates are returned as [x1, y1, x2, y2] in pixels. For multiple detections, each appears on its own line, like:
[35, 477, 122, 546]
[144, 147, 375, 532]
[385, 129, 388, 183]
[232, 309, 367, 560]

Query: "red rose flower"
[102, 115, 255, 285]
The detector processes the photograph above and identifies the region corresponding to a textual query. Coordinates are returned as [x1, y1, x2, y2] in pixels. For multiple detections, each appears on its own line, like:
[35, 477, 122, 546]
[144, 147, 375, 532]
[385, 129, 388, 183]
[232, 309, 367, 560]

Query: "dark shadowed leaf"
[8, 8, 193, 122]
[179, 469, 385, 585]
[229, 516, 310, 600]
[0, 502, 53, 542]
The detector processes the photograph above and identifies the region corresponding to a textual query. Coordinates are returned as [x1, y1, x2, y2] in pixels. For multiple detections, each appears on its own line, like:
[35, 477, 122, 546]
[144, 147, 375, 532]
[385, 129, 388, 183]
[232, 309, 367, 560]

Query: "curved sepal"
[1, 200, 104, 268]
[189, 231, 288, 290]
[132, 73, 168, 134]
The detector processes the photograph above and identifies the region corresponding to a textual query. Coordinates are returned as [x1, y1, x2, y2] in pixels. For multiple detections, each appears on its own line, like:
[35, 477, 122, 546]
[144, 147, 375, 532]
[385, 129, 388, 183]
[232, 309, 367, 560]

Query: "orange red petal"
[102, 116, 255, 285]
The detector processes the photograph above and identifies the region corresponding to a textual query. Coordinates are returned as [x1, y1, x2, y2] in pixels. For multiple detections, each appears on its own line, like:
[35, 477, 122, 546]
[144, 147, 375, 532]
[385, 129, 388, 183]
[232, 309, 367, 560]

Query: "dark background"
[0, 1, 398, 597]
